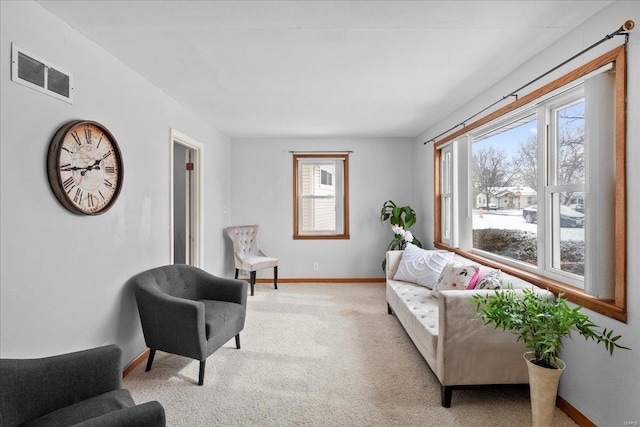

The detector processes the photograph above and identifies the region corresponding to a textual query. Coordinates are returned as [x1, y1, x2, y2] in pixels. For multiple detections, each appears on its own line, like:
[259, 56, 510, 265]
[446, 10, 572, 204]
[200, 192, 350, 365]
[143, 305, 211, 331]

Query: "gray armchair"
[0, 344, 165, 427]
[131, 264, 248, 386]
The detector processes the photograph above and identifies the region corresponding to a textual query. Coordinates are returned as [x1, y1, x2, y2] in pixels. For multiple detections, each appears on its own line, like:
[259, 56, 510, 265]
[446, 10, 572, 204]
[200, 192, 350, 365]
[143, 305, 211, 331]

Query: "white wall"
[229, 137, 416, 279]
[0, 1, 232, 367]
[414, 2, 639, 425]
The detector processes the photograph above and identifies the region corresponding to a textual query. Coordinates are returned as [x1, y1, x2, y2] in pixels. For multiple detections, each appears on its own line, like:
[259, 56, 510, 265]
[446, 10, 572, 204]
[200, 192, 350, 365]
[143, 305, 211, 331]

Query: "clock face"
[47, 120, 123, 215]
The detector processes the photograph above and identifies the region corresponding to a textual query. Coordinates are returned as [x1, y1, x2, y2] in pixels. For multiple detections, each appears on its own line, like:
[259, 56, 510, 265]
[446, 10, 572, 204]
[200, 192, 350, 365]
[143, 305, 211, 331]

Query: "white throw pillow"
[392, 243, 455, 289]
[431, 261, 480, 298]
[474, 269, 503, 290]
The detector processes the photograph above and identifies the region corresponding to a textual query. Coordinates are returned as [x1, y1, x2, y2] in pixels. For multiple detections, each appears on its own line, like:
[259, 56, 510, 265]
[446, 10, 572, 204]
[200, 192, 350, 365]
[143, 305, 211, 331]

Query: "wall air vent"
[11, 43, 73, 104]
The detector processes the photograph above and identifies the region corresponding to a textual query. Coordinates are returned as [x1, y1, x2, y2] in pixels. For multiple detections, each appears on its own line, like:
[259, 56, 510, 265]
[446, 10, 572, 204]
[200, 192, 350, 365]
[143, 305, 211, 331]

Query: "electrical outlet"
[313, 263, 319, 271]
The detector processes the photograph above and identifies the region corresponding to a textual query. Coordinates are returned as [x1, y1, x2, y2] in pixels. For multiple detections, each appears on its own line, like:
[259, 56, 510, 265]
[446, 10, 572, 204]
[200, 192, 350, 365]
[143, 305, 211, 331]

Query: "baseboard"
[255, 278, 385, 283]
[556, 395, 596, 427]
[123, 348, 149, 378]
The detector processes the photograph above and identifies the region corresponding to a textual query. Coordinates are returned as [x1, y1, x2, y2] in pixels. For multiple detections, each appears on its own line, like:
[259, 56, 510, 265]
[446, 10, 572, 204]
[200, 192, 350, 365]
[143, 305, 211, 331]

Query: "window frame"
[293, 153, 350, 240]
[433, 45, 627, 322]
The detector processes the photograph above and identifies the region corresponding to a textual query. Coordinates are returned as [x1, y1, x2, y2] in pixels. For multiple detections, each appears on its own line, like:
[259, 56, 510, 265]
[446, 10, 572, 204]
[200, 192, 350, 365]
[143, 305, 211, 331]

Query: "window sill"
[434, 243, 626, 323]
[293, 234, 350, 240]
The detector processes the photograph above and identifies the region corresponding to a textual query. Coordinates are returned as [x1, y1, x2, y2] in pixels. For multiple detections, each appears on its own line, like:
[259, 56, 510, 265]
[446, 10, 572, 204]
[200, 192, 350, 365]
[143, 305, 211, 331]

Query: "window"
[434, 46, 627, 321]
[469, 93, 588, 288]
[293, 154, 349, 239]
[321, 168, 333, 186]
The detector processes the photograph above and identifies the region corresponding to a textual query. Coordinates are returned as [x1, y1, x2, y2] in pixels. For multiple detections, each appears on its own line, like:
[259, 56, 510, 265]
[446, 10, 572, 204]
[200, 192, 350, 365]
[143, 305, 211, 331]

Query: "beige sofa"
[385, 250, 552, 407]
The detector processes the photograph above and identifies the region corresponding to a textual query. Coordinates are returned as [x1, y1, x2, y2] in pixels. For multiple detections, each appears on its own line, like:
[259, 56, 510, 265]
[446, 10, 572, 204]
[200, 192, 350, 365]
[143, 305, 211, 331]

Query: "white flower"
[391, 224, 403, 235]
[391, 224, 414, 243]
[403, 230, 414, 243]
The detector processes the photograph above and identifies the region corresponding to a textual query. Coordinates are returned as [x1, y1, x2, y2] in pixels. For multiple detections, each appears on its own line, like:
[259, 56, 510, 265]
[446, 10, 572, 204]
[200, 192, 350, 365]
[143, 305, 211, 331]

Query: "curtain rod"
[423, 20, 635, 145]
[289, 150, 353, 154]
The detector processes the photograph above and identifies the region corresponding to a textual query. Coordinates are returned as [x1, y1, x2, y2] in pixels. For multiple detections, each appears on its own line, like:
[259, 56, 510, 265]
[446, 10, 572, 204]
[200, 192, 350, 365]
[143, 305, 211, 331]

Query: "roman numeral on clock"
[71, 131, 82, 146]
[63, 177, 75, 191]
[102, 150, 112, 160]
[73, 188, 83, 203]
[84, 128, 92, 144]
[104, 179, 114, 189]
[87, 193, 94, 208]
[105, 166, 115, 174]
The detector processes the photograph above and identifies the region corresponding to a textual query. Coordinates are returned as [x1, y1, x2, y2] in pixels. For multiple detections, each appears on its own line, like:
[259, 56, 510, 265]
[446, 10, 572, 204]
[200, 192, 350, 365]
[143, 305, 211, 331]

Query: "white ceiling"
[37, 1, 611, 139]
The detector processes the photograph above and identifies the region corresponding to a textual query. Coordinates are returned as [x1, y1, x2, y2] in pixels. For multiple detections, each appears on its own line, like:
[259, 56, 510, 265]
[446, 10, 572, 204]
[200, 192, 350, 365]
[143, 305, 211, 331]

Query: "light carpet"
[124, 282, 577, 426]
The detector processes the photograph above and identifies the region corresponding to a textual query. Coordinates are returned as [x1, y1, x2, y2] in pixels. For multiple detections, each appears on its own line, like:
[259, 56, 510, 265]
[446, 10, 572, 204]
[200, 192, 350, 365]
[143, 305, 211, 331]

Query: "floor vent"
[11, 43, 73, 104]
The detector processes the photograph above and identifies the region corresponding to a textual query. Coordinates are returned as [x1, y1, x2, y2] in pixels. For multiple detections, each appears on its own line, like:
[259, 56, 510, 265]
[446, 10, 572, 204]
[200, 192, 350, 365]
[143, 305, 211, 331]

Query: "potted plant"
[380, 200, 422, 271]
[472, 288, 629, 427]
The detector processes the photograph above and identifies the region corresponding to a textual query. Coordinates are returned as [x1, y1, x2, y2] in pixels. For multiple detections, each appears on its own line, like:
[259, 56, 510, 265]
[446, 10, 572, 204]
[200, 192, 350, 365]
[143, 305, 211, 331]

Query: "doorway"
[171, 129, 204, 267]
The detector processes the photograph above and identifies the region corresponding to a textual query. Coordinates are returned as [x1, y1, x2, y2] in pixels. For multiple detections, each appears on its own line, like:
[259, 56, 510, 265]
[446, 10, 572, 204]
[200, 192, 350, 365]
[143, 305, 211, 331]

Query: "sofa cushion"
[23, 389, 134, 427]
[393, 243, 455, 289]
[431, 261, 479, 297]
[387, 279, 439, 360]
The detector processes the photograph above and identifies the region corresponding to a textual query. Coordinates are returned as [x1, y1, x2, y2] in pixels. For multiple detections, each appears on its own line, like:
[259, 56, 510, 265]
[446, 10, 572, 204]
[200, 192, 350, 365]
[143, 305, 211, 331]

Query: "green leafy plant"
[471, 287, 629, 369]
[380, 200, 422, 271]
[380, 200, 417, 229]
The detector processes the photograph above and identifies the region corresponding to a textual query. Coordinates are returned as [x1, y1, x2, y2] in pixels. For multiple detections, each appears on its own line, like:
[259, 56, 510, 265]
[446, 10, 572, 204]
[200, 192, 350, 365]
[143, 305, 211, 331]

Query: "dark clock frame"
[46, 120, 124, 215]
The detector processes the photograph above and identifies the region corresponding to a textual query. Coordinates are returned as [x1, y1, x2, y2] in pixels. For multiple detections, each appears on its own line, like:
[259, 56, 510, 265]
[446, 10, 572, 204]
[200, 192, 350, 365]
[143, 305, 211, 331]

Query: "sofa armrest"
[385, 250, 404, 281]
[435, 288, 553, 386]
[73, 401, 166, 427]
[0, 345, 122, 426]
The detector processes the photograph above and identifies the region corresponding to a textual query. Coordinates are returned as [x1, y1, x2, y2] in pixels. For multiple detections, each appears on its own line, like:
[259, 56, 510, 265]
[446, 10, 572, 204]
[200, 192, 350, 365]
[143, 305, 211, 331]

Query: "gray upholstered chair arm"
[193, 269, 248, 305]
[136, 288, 207, 358]
[0, 345, 122, 426]
[73, 401, 166, 427]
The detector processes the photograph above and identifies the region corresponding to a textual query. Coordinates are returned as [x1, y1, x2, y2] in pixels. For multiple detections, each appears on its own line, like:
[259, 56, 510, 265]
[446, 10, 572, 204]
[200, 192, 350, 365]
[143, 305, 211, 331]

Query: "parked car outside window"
[569, 204, 585, 213]
[522, 204, 585, 227]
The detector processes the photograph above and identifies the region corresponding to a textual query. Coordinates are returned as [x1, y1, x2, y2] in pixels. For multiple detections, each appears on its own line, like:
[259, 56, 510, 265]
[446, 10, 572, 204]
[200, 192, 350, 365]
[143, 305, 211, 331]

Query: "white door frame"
[170, 129, 204, 267]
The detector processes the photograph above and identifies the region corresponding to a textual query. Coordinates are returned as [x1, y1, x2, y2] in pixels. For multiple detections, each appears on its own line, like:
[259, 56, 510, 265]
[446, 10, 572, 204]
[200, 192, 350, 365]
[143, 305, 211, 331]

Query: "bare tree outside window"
[471, 117, 539, 267]
[472, 146, 512, 208]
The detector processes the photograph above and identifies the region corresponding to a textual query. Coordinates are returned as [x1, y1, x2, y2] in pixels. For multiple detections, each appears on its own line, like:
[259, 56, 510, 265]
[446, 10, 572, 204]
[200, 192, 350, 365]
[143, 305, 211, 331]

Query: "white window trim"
[452, 82, 609, 292]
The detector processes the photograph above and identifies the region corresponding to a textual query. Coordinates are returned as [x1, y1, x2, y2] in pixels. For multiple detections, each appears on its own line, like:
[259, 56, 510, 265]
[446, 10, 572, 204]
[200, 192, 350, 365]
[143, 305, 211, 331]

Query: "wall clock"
[47, 120, 123, 215]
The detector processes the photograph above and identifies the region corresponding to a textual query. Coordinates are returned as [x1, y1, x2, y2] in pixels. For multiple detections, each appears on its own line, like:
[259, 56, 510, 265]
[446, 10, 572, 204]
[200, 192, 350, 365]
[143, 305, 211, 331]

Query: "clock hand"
[60, 165, 85, 172]
[85, 159, 102, 171]
[77, 160, 103, 176]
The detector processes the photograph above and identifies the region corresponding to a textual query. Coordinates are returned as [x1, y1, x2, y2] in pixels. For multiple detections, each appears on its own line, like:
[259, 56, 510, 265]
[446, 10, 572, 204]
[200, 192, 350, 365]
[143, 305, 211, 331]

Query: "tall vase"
[524, 352, 566, 427]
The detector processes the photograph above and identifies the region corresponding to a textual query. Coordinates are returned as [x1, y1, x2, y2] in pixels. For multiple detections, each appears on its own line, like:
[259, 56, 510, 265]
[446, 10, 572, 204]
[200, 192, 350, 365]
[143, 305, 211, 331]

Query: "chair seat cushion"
[240, 256, 278, 271]
[23, 389, 135, 427]
[201, 300, 245, 340]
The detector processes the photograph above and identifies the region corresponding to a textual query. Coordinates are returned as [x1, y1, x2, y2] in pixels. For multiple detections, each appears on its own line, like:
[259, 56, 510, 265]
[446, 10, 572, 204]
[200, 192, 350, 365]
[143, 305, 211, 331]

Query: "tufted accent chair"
[131, 264, 248, 385]
[225, 225, 278, 296]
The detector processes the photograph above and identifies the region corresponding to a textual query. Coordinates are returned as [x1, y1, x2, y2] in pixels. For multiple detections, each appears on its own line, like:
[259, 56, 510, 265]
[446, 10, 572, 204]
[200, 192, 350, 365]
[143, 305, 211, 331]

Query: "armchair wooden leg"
[274, 266, 278, 290]
[250, 271, 256, 296]
[234, 268, 239, 279]
[235, 334, 241, 349]
[145, 349, 156, 372]
[198, 360, 206, 386]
